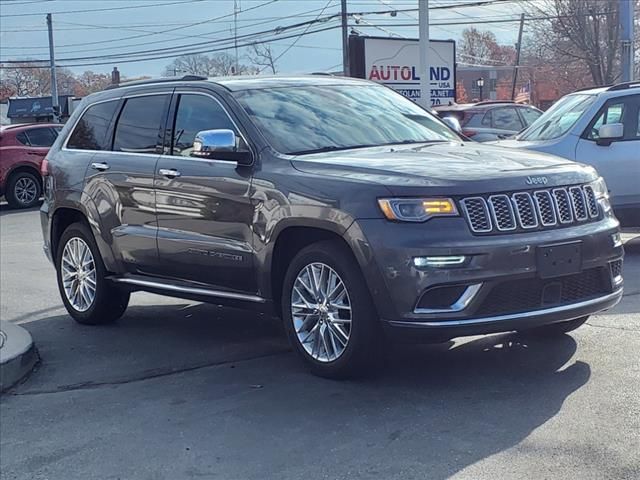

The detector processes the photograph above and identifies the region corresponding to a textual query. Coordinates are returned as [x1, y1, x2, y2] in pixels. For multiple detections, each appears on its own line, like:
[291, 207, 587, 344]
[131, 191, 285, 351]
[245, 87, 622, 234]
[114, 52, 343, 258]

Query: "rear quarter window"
[67, 100, 119, 150]
[15, 132, 30, 146]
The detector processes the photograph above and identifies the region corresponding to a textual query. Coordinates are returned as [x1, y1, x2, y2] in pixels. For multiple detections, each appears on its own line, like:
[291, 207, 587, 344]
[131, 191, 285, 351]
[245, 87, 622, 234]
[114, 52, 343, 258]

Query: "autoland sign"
[348, 35, 456, 107]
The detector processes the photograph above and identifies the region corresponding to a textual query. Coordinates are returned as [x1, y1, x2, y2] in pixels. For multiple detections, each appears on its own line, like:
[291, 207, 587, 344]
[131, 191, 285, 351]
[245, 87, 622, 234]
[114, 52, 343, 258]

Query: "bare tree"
[0, 63, 76, 100]
[246, 43, 277, 74]
[458, 27, 516, 65]
[164, 53, 253, 77]
[524, 0, 622, 86]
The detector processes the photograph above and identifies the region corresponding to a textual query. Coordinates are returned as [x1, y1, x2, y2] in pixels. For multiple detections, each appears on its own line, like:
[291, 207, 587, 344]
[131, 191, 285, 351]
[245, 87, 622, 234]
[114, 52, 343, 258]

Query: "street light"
[477, 77, 485, 101]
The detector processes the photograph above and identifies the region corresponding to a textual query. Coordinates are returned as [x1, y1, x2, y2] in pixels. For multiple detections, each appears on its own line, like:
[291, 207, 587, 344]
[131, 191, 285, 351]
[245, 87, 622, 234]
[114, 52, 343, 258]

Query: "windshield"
[518, 93, 597, 141]
[233, 84, 460, 155]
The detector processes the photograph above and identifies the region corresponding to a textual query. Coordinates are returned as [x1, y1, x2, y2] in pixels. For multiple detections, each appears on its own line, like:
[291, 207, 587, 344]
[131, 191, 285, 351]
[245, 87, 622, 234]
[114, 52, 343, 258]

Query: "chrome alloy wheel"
[291, 262, 352, 363]
[14, 176, 38, 205]
[61, 237, 97, 312]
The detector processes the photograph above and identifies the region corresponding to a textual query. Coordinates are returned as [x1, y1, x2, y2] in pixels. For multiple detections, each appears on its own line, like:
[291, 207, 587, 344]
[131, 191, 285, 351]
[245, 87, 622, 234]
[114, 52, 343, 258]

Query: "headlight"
[592, 177, 609, 199]
[591, 177, 612, 212]
[378, 197, 458, 222]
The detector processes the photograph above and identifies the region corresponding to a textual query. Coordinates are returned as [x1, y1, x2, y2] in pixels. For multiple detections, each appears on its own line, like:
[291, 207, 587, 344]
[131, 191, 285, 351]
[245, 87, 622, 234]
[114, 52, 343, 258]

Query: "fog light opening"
[413, 255, 467, 268]
[611, 233, 623, 248]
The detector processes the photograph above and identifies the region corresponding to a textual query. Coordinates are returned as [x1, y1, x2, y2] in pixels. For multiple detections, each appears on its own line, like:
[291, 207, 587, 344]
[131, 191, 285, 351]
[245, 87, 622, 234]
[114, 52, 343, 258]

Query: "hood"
[291, 142, 596, 196]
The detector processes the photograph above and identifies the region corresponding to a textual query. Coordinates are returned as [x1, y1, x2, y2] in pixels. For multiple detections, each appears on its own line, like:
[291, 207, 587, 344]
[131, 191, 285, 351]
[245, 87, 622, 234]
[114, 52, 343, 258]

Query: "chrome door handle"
[159, 168, 181, 178]
[91, 162, 109, 171]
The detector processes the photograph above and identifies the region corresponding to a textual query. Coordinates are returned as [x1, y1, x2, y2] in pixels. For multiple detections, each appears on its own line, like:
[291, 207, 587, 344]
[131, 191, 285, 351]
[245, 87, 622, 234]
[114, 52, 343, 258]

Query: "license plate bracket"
[536, 241, 582, 279]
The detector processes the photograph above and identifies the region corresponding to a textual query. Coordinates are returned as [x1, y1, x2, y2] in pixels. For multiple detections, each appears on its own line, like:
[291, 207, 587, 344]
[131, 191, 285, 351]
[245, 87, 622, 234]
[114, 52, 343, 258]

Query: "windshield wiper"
[288, 144, 376, 155]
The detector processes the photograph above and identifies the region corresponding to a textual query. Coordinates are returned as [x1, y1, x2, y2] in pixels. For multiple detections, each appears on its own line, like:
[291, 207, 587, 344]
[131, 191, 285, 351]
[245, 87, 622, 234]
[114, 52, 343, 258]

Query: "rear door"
[154, 89, 256, 293]
[82, 90, 171, 273]
[574, 94, 640, 209]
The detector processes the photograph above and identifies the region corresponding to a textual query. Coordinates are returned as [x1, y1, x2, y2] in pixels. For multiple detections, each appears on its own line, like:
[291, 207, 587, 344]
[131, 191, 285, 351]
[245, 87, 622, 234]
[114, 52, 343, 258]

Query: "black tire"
[56, 222, 129, 325]
[5, 171, 41, 209]
[524, 316, 589, 336]
[281, 239, 383, 379]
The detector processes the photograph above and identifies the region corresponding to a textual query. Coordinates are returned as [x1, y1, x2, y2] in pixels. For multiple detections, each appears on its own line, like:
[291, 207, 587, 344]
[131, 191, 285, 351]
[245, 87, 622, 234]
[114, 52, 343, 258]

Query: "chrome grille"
[462, 184, 599, 234]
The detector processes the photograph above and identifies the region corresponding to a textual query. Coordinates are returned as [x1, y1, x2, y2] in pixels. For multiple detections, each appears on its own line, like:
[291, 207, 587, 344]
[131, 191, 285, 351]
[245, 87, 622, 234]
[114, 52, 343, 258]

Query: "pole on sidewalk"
[418, 0, 430, 108]
[341, 0, 350, 76]
[47, 13, 60, 123]
[620, 0, 635, 82]
[511, 13, 525, 100]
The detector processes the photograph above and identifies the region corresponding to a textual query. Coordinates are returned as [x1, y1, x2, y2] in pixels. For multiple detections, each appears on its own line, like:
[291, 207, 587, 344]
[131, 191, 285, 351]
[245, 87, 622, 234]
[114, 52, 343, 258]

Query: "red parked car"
[0, 123, 62, 208]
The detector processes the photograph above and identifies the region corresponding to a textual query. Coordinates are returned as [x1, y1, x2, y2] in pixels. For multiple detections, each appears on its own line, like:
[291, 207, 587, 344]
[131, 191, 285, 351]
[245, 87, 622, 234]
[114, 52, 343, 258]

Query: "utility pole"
[233, 0, 239, 75]
[341, 0, 349, 76]
[418, 0, 430, 108]
[46, 13, 60, 123]
[511, 13, 525, 100]
[620, 0, 635, 82]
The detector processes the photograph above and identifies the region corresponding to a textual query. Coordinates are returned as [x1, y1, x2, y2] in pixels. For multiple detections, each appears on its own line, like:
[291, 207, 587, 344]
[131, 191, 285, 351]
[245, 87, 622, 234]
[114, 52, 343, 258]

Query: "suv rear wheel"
[6, 171, 41, 209]
[56, 222, 129, 325]
[281, 240, 382, 378]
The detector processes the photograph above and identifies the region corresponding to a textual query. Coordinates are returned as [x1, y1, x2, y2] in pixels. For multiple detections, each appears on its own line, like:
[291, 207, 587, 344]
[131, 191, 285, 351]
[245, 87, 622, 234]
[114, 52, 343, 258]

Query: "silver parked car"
[494, 82, 639, 226]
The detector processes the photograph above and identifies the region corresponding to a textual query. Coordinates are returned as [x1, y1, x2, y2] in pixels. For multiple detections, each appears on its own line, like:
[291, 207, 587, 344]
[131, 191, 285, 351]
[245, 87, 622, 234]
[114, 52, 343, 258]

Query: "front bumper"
[346, 215, 624, 340]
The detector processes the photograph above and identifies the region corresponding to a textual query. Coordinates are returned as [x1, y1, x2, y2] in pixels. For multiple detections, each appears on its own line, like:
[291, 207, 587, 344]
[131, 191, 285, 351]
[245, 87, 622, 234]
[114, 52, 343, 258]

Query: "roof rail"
[607, 81, 640, 91]
[474, 100, 515, 105]
[105, 75, 207, 90]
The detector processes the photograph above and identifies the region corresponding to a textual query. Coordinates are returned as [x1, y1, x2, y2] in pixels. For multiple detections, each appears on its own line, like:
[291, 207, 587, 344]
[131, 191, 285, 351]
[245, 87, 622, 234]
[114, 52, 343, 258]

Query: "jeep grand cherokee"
[40, 76, 624, 378]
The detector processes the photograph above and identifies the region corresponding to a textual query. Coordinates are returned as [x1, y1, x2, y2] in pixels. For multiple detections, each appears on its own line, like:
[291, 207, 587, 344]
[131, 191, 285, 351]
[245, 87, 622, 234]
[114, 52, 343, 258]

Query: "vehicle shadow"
[8, 304, 590, 479]
[0, 202, 42, 216]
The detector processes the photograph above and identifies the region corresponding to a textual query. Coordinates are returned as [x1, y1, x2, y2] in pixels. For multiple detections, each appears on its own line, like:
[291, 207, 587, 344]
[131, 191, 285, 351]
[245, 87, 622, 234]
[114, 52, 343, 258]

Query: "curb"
[0, 321, 38, 392]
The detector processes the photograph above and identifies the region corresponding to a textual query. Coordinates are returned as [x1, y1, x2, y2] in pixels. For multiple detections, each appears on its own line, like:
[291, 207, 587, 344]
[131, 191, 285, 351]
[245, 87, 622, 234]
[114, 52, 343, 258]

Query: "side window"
[462, 112, 485, 128]
[481, 111, 492, 127]
[67, 100, 119, 150]
[588, 101, 625, 140]
[519, 108, 542, 126]
[171, 94, 236, 156]
[491, 107, 523, 130]
[113, 94, 170, 154]
[25, 127, 57, 147]
[16, 132, 30, 146]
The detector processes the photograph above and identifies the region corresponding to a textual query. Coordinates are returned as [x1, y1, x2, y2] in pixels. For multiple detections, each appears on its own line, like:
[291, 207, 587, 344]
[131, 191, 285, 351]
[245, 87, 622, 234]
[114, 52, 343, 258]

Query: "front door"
[574, 94, 640, 210]
[154, 90, 256, 293]
[82, 92, 171, 273]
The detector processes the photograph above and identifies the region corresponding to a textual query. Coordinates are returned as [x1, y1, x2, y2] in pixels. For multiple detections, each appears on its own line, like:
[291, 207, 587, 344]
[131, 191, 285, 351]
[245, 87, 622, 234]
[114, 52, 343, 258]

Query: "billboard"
[349, 36, 456, 106]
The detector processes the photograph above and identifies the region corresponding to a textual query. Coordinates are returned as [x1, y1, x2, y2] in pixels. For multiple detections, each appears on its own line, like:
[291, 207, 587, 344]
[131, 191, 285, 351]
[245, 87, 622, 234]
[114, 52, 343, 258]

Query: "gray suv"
[41, 76, 624, 378]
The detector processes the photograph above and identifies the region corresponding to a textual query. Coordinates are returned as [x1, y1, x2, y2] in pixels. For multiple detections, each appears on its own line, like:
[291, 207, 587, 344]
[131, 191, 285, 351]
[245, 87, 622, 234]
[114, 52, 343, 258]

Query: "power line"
[0, 0, 206, 17]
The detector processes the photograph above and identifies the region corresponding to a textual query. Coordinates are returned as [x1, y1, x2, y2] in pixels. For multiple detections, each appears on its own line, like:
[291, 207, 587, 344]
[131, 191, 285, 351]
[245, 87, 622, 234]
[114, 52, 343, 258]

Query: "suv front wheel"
[56, 222, 130, 325]
[281, 240, 382, 378]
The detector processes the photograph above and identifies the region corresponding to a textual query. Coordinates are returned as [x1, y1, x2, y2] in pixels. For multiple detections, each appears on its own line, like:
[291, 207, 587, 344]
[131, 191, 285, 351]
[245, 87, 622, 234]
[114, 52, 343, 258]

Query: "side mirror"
[596, 123, 623, 146]
[192, 129, 252, 164]
[442, 116, 462, 133]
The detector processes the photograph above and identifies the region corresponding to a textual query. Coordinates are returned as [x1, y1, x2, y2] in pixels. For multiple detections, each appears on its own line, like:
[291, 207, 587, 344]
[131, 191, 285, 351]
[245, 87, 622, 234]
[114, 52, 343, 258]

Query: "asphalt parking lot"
[1, 206, 639, 480]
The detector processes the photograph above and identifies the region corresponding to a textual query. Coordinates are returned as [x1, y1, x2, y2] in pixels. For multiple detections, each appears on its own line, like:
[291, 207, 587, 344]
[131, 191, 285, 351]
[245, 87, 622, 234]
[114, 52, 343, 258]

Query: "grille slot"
[512, 192, 538, 228]
[569, 186, 588, 221]
[488, 195, 516, 231]
[461, 197, 492, 233]
[533, 190, 557, 226]
[553, 188, 573, 224]
[583, 186, 599, 218]
[461, 184, 598, 235]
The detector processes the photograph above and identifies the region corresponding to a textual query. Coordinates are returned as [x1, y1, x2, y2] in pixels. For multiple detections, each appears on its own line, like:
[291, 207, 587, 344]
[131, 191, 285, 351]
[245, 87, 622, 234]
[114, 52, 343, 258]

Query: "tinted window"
[26, 127, 57, 147]
[491, 107, 523, 130]
[519, 107, 542, 126]
[67, 100, 119, 150]
[172, 94, 236, 156]
[113, 95, 169, 154]
[16, 132, 30, 145]
[463, 112, 485, 127]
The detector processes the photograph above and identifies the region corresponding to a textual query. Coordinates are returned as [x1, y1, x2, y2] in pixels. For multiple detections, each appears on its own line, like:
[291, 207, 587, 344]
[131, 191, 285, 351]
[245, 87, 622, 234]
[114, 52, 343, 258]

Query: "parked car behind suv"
[41, 76, 624, 378]
[0, 123, 62, 208]
[435, 101, 542, 142]
[494, 82, 640, 226]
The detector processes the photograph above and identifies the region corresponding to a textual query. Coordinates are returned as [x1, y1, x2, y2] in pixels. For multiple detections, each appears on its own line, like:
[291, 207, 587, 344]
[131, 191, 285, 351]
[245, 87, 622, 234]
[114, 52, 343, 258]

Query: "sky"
[0, 0, 528, 78]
